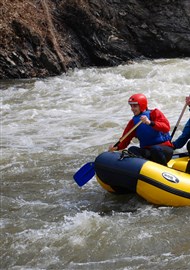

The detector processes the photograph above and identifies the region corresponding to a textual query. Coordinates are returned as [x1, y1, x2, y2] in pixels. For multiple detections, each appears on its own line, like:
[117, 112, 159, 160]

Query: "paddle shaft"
[114, 120, 142, 147]
[171, 102, 188, 139]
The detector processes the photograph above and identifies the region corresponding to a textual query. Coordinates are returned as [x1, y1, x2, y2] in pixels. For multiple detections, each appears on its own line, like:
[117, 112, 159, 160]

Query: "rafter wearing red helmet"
[109, 93, 173, 166]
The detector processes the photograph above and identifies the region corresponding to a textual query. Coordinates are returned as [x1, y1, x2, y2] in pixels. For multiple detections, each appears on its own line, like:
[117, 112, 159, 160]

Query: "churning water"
[1, 58, 190, 269]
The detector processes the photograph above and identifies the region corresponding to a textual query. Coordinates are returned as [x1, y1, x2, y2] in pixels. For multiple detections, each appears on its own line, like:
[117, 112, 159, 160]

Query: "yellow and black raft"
[94, 151, 190, 207]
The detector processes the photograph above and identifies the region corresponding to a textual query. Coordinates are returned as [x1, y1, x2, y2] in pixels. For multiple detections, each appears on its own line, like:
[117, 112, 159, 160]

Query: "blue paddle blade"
[73, 162, 95, 187]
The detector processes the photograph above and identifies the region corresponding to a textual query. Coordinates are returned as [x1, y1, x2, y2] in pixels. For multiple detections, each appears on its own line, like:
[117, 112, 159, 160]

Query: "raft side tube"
[168, 154, 189, 172]
[137, 161, 190, 206]
[94, 151, 147, 193]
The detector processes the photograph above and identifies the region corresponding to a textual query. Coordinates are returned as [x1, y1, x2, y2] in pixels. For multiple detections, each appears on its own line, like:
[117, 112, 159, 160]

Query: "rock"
[0, 0, 190, 79]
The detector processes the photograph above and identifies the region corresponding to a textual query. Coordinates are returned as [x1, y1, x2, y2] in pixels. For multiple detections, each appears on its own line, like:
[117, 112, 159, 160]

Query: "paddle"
[73, 120, 142, 187]
[73, 162, 95, 187]
[171, 102, 188, 139]
[113, 120, 142, 147]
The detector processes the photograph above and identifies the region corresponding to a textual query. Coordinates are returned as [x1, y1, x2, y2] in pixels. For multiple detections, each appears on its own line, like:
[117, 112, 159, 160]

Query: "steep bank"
[1, 0, 190, 79]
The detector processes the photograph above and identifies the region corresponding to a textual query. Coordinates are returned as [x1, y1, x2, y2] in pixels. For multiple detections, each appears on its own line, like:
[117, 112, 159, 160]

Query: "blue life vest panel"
[133, 110, 171, 147]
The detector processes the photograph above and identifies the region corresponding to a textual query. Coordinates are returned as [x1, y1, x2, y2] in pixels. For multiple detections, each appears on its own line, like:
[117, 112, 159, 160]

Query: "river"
[1, 58, 190, 270]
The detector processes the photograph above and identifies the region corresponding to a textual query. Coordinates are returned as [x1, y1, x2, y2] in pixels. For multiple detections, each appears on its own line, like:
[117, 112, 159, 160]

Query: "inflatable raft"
[94, 151, 190, 207]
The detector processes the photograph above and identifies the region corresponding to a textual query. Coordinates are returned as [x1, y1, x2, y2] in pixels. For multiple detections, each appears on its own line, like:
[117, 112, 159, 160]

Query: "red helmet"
[128, 93, 148, 112]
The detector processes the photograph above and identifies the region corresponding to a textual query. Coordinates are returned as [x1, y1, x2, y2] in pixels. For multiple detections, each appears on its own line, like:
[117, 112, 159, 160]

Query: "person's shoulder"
[149, 108, 162, 114]
[150, 108, 167, 118]
[128, 118, 135, 126]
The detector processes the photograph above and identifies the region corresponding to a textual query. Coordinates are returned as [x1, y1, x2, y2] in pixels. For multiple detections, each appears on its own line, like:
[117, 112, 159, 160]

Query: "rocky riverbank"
[1, 0, 190, 79]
